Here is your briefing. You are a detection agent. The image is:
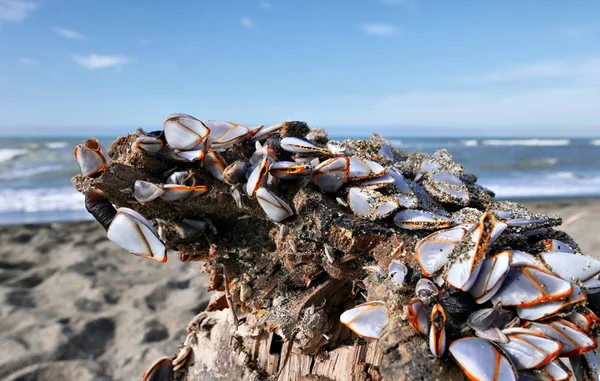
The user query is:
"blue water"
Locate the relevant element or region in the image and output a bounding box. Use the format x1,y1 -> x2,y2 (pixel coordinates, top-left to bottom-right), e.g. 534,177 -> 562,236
0,136 -> 599,225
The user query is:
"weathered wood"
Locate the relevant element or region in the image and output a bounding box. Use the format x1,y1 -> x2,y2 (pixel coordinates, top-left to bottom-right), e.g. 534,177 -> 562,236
183,309 -> 388,381
72,131 -> 485,381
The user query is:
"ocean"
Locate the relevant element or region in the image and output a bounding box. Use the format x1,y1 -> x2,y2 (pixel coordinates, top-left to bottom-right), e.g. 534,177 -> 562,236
1,136 -> 599,225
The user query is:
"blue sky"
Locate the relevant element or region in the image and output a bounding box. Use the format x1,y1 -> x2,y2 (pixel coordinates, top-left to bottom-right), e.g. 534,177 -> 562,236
0,0 -> 599,137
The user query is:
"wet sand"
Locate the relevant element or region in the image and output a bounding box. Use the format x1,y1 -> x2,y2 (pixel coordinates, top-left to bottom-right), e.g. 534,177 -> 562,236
0,196 -> 598,380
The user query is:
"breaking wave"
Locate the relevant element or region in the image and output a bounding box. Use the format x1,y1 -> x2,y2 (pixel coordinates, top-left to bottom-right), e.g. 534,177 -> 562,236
0,148 -> 29,163
483,172 -> 600,199
482,139 -> 570,147
460,139 -> 478,147
0,187 -> 85,213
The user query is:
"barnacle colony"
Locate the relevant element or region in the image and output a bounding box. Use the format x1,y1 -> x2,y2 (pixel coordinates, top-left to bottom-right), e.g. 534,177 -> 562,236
73,114 -> 600,381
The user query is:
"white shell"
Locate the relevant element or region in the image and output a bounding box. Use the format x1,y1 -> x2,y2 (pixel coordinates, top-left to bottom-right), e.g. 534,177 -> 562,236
387,169 -> 412,193
467,308 -> 498,331
357,174 -> 395,189
347,158 -> 386,180
425,172 -> 470,205
133,180 -> 165,204
393,210 -> 453,230
340,301 -> 389,339
270,161 -> 313,179
449,337 -> 518,381
223,161 -> 248,185
541,251 -> 600,285
491,267 -> 573,307
516,284 -> 587,321
509,250 -> 547,270
414,225 -> 471,276
203,150 -> 227,182
172,148 -> 206,162
388,260 -> 407,286
415,278 -> 439,299
525,319 -> 598,357
160,184 -> 208,201
407,297 -> 430,336
469,250 -> 512,304
542,239 -> 575,254
445,213 -> 495,292
522,358 -> 572,381
255,188 -> 293,223
488,222 -> 507,245
567,308 -> 598,333
204,120 -> 249,148
429,304 -> 446,358
506,217 -> 547,227
163,113 -> 210,151
311,157 -> 349,193
246,157 -> 269,197
326,142 -> 348,156
280,137 -> 329,155
475,327 -> 508,343
74,137 -> 112,177
251,122 -> 283,141
348,188 -> 399,220
497,328 -> 561,370
133,135 -> 163,154
107,208 -> 167,263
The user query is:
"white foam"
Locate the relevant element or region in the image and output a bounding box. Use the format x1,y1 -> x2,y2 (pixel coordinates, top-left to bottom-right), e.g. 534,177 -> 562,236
461,139 -> 478,147
0,187 -> 85,213
45,142 -> 69,149
0,148 -> 28,163
590,139 -> 600,146
483,173 -> 600,198
389,139 -> 404,147
482,139 -> 570,147
0,164 -> 65,180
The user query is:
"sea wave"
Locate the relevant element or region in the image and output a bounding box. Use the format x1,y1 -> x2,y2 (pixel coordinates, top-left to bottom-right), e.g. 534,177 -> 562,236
483,172 -> 600,198
460,139 -> 478,147
45,141 -> 69,149
590,139 -> 600,146
0,164 -> 72,180
0,148 -> 29,163
482,139 -> 570,147
0,187 -> 85,213
388,139 -> 404,147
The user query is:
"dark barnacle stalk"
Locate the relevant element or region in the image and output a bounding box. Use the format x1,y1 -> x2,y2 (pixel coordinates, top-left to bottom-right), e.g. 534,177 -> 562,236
72,116 -> 600,381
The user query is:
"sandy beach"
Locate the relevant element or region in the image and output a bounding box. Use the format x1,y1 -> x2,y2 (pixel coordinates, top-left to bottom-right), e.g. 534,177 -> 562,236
0,196 -> 598,380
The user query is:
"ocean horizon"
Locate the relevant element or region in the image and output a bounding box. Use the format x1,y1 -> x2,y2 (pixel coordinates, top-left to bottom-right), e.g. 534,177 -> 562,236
1,135 -> 599,225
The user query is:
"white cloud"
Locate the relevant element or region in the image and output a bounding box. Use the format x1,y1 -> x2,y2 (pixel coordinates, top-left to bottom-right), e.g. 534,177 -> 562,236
18,56 -> 36,65
54,27 -> 86,40
453,58 -> 600,83
240,17 -> 254,28
74,54 -> 130,69
260,1 -> 272,9
360,23 -> 397,37
0,0 -> 37,22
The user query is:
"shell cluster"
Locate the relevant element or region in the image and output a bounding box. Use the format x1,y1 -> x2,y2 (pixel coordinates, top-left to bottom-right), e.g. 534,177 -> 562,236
74,115 -> 600,381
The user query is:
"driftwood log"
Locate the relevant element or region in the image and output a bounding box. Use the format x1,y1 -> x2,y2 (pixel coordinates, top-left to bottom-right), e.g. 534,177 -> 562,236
72,126 -> 579,381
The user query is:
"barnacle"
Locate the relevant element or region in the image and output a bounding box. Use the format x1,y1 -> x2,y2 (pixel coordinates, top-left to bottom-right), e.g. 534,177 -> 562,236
73,116 -> 600,381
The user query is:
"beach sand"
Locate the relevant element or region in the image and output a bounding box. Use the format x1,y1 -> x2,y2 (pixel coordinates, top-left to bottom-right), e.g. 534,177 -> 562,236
0,197 -> 598,380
